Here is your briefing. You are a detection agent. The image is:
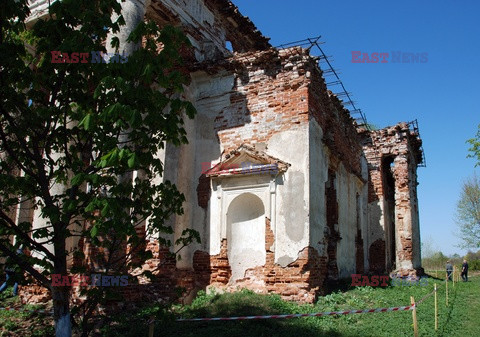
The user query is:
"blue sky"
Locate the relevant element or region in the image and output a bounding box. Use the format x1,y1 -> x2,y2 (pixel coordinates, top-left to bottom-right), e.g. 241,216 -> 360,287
232,0 -> 480,256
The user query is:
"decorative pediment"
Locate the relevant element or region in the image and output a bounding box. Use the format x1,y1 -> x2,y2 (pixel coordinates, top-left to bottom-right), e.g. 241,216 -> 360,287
205,145 -> 290,178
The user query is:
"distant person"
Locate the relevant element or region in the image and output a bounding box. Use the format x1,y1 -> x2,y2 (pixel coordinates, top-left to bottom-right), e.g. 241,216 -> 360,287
446,260 -> 453,281
0,245 -> 24,296
461,259 -> 469,282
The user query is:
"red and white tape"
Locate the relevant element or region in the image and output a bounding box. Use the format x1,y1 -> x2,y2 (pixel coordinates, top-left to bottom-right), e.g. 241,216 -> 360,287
2,303 -> 416,321
176,304 -> 414,322
0,306 -> 53,315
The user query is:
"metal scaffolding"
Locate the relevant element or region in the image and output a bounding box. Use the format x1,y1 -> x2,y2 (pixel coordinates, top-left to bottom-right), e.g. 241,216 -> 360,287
276,36 -> 426,168
277,36 -> 371,130
407,119 -> 427,167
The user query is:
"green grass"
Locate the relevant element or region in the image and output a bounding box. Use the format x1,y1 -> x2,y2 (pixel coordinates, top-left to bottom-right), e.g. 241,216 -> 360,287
0,288 -> 54,337
1,275 -> 479,336
146,275 -> 480,337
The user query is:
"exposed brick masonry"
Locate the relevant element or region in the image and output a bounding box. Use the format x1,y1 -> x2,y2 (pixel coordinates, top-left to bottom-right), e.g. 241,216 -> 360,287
361,123 -> 423,275
215,48 -> 310,153
223,218 -> 327,303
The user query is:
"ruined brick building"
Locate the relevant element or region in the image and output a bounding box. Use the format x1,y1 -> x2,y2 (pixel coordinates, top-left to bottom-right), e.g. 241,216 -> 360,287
19,0 -> 424,303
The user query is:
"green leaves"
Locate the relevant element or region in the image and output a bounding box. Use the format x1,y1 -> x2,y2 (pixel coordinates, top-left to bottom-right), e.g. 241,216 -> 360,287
455,174 -> 480,248
127,153 -> 137,168
97,147 -> 139,169
79,113 -> 92,130
467,124 -> 480,167
129,110 -> 142,128
90,225 -> 98,238
1,1 -> 199,333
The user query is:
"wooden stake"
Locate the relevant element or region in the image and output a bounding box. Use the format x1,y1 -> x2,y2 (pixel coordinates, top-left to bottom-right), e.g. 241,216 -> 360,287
411,296 -> 419,337
453,266 -> 455,287
434,283 -> 438,330
446,277 -> 449,306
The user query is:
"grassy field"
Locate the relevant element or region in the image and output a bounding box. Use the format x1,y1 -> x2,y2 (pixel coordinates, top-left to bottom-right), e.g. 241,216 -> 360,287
0,289 -> 54,337
1,274 -> 479,336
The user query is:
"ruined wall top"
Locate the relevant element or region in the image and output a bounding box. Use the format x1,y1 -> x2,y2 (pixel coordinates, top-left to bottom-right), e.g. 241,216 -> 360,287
148,0 -> 271,58
27,0 -> 51,23
360,122 -> 424,167
28,0 -> 271,60
222,46 -> 367,179
230,46 -> 313,70
203,0 -> 271,51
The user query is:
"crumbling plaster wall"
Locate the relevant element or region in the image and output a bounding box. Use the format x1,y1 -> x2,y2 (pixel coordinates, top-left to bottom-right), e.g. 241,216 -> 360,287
335,163 -> 367,278
171,46 -> 372,289
268,126 -> 310,267
21,0 -> 423,304
361,123 -> 422,274
308,121 -> 328,260
147,0 -> 270,62
306,60 -> 369,280
173,47 -> 321,301
154,46 -> 314,274
393,152 -> 421,270
28,0 -> 270,60
148,0 -> 225,62
179,48 -> 314,272
308,110 -> 369,280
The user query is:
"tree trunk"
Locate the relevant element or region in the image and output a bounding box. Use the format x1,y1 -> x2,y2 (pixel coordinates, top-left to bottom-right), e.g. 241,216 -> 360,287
52,284 -> 72,337
53,222 -> 71,337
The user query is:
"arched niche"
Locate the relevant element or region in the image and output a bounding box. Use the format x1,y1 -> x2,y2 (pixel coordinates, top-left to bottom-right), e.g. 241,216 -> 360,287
226,193 -> 266,281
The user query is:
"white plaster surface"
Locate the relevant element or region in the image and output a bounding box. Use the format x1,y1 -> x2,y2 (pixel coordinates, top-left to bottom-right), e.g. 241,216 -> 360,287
308,120 -> 328,256
336,164 -> 360,278
268,126 -> 310,267
226,193 -> 266,281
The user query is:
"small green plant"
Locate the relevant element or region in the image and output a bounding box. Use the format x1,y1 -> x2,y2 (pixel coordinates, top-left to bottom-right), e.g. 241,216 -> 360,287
3,275 -> 480,336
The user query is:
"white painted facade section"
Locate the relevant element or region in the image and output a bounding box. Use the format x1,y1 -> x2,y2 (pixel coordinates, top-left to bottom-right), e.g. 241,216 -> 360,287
267,126 -> 310,267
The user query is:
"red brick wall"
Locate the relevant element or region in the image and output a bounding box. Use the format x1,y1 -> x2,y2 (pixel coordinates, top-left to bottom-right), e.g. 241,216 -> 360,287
215,48 -> 310,153
192,218 -> 328,303
307,64 -> 364,178
193,239 -> 231,286
20,219 -> 328,306
362,123 -> 423,274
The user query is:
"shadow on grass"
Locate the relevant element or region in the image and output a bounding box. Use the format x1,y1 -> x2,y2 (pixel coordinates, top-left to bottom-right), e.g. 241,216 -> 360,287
162,319 -> 350,337
437,283 -> 457,337
425,273 -> 448,282
100,289 -> 371,337
162,289 -> 373,337
324,276 -> 394,294
324,278 -> 355,294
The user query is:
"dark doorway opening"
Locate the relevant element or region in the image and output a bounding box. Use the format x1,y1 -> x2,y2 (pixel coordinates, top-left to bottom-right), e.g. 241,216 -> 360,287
382,156 -> 396,271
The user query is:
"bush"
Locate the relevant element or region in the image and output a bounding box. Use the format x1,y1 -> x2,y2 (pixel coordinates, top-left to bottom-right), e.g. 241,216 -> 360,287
469,259 -> 480,270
